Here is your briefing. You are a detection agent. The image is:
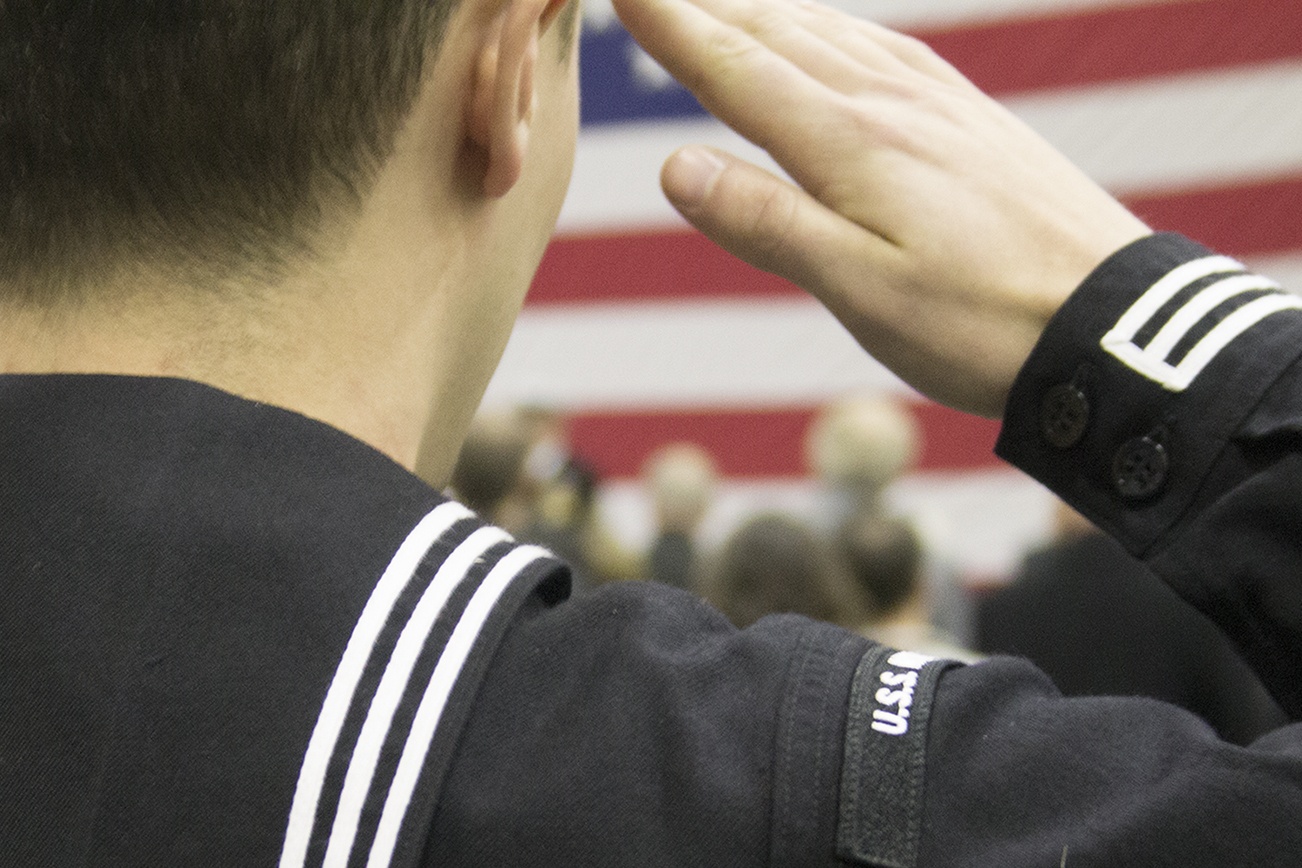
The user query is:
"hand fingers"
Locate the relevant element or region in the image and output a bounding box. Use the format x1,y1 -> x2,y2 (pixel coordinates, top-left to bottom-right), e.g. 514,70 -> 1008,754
788,2 -> 976,91
614,0 -> 920,195
660,145 -> 895,299
614,0 -> 845,147
684,0 -> 883,94
660,145 -> 1022,416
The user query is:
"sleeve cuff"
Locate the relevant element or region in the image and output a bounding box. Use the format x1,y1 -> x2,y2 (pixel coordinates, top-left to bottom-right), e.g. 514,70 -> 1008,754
995,232 -> 1302,555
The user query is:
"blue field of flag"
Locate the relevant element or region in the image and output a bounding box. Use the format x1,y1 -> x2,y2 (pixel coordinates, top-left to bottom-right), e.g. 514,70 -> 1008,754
579,21 -> 706,126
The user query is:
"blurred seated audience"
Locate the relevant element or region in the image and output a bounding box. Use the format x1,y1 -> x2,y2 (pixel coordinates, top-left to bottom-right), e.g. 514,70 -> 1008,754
977,501 -> 1288,745
441,407 -> 534,534
805,394 -> 919,523
806,393 -> 974,644
445,406 -> 637,589
520,454 -> 601,587
641,443 -> 718,591
839,510 -> 982,662
522,452 -> 641,588
704,512 -> 862,630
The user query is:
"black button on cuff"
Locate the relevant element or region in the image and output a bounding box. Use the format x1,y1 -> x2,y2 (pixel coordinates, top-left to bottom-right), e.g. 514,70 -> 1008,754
1112,436 -> 1169,500
1040,383 -> 1090,448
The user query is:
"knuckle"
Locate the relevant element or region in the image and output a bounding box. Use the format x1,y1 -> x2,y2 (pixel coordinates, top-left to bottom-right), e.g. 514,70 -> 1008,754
743,7 -> 794,44
881,28 -> 943,66
691,29 -> 765,93
741,180 -> 803,272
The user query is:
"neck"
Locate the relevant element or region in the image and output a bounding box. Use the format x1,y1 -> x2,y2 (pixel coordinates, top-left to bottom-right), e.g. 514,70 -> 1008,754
0,239 -> 482,481
0,38 -> 555,485
870,592 -> 930,631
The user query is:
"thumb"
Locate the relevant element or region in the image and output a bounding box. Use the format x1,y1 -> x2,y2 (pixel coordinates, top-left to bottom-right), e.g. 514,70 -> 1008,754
660,145 -> 876,297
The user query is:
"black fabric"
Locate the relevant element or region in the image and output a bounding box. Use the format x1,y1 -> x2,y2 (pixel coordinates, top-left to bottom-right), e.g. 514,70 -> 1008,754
1,374 -> 443,865
0,374 -> 876,867
920,658 -> 1302,867
838,648 -> 959,868
0,375 -> 577,866
996,233 -> 1302,716
977,532 -> 1287,744
425,585 -> 872,867
10,229 -> 1302,868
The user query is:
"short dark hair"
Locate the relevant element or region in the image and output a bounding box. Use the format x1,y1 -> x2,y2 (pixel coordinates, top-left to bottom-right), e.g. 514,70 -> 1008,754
0,1 -> 454,302
707,513 -> 863,629
838,511 -> 922,619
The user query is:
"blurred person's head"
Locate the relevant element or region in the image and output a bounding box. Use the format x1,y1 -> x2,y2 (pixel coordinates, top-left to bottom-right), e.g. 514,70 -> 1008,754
838,511 -> 924,623
447,409 -> 534,530
643,443 -> 718,535
518,405 -> 573,492
805,396 -> 920,510
535,456 -> 599,529
707,513 -> 862,629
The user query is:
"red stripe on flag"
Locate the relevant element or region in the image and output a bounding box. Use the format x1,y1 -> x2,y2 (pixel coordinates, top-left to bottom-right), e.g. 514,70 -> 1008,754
1123,174 -> 1302,257
527,228 -> 803,306
913,0 -> 1302,98
566,403 -> 1004,481
530,174 -> 1302,306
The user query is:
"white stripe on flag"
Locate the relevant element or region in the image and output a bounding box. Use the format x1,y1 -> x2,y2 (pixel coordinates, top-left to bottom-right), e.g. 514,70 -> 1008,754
367,546 -> 553,868
490,257 -> 1302,415
558,61 -> 1302,232
321,527 -> 512,868
279,502 -> 473,868
829,0 -> 1164,29
1246,253 -> 1302,296
484,298 -> 907,411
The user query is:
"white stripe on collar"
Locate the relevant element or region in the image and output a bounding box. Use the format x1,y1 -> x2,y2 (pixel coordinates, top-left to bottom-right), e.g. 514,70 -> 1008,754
321,526 -> 512,868
366,545 -> 553,868
279,502 -> 472,868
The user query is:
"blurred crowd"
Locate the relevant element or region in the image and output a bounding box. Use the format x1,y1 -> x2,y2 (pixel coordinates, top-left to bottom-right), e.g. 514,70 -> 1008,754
442,394 -> 1287,745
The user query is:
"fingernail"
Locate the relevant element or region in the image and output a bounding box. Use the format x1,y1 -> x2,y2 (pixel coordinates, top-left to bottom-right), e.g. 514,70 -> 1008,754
663,147 -> 725,209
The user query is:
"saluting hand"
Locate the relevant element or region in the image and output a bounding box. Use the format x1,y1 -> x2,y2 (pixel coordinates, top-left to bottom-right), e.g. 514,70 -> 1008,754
613,0 -> 1150,418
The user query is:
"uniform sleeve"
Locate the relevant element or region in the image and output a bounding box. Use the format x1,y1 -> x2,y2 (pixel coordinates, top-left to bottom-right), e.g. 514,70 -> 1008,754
995,232 -> 1302,717
852,233 -> 1302,865
914,655 -> 1302,866
427,582 -> 874,868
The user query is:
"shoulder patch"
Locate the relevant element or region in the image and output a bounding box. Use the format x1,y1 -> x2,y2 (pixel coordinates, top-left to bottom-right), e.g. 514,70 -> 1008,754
1101,255 -> 1300,391
837,647 -> 960,868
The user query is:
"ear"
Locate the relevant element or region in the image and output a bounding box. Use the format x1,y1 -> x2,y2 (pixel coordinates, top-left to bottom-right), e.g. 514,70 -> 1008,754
467,0 -> 570,198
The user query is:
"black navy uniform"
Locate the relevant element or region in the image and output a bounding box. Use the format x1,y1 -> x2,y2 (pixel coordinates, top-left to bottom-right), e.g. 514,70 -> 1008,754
976,529 -> 1287,744
4,233 -> 1302,867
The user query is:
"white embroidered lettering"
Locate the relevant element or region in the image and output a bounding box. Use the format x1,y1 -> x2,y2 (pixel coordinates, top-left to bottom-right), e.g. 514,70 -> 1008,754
887,650 -> 936,671
870,669 -> 919,736
879,670 -> 918,688
874,687 -> 911,709
871,709 -> 909,736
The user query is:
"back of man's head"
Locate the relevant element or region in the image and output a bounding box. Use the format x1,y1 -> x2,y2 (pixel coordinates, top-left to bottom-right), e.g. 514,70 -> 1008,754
0,1 -> 453,303
805,395 -> 920,504
838,511 -> 923,621
708,512 -> 862,630
448,409 -> 534,523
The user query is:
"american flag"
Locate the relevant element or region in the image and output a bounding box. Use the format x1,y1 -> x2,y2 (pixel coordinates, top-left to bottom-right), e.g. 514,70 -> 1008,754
481,0 -> 1302,577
